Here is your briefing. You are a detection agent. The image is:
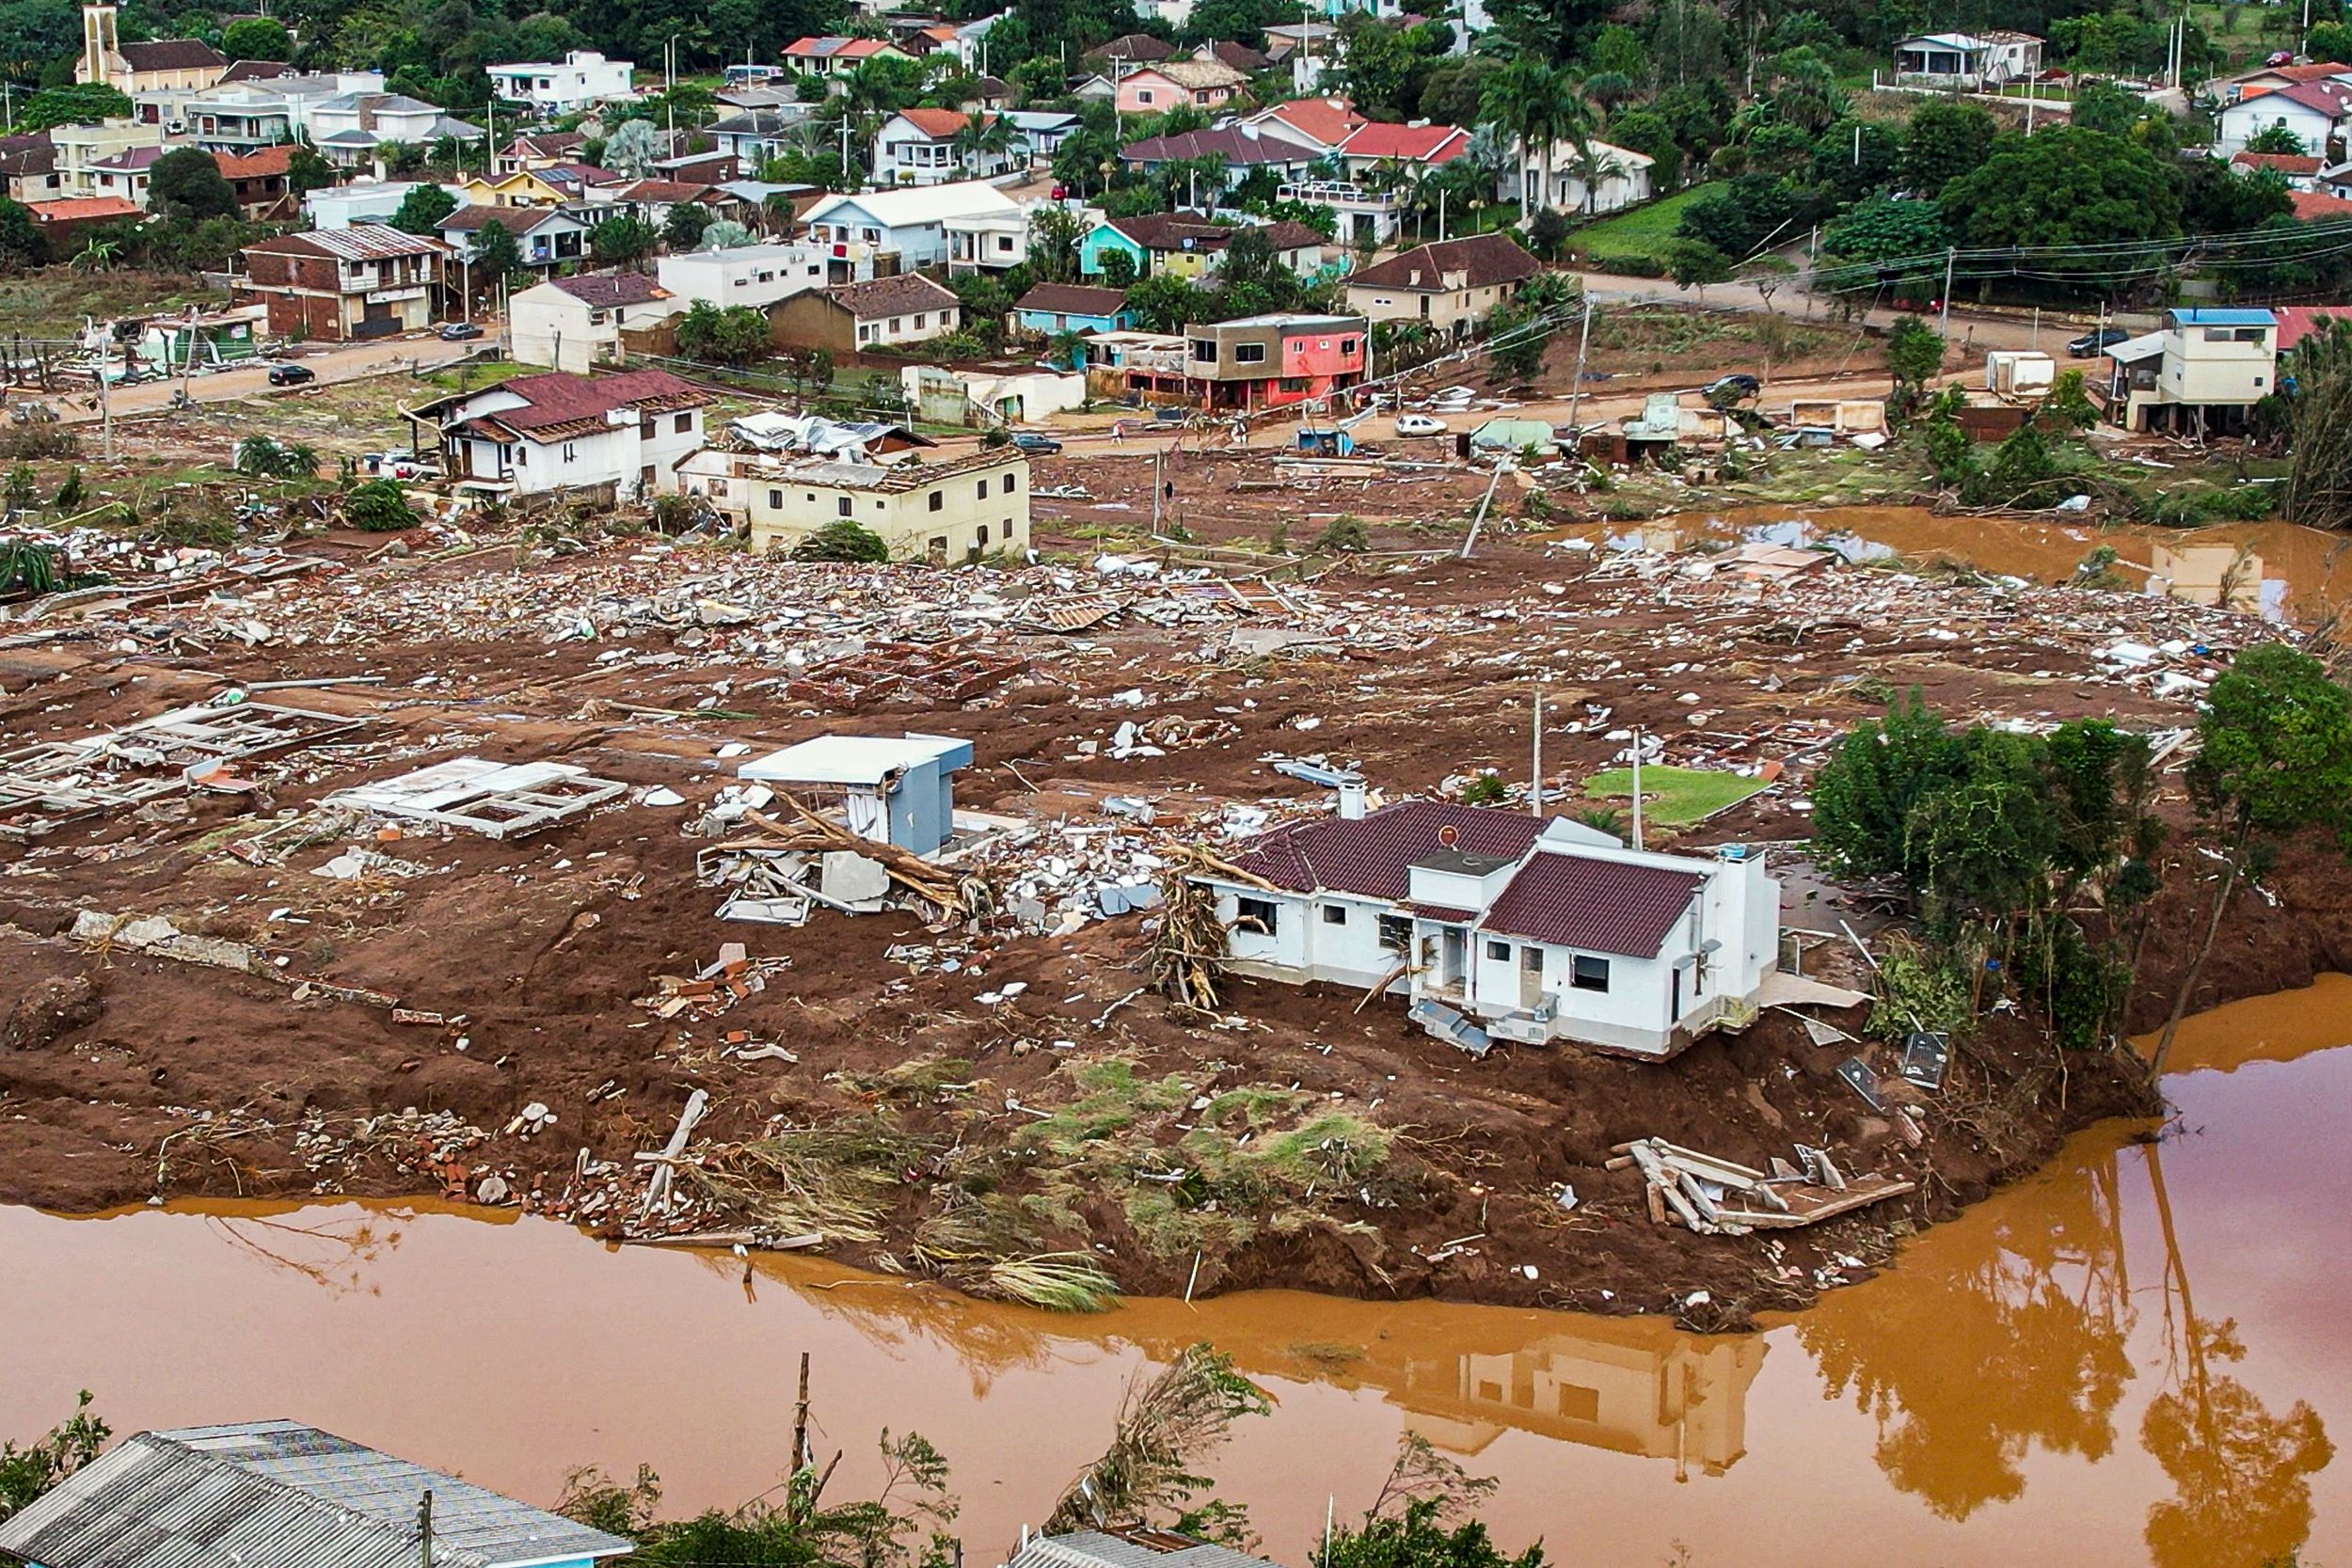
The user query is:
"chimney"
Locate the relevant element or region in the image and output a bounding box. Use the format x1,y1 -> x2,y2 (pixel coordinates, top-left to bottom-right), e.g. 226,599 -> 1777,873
1337,777 -> 1367,820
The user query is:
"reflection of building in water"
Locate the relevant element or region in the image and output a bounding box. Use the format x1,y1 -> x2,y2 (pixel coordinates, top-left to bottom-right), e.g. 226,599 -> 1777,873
1388,1324 -> 1767,1480
2150,541 -> 2279,618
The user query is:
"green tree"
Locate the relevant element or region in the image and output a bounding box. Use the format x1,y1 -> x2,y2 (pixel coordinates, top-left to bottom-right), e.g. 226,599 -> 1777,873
1885,312 -> 1946,414
1095,247 -> 1138,289
2151,645 -> 2352,1072
1820,194 -> 1948,266
674,299 -> 773,365
390,182 -> 457,235
1044,1346 -> 1269,1534
2308,18 -> 2352,61
16,82 -> 130,132
1899,98 -> 1995,198
1123,271 -> 1205,333
469,218 -> 522,279
0,196 -> 45,269
663,200 -> 712,249
1939,128 -> 2180,255
344,479 -> 417,532
147,146 -> 237,221
220,16 -> 293,59
592,214 -> 658,266
790,518 -> 891,562
285,143 -> 339,196
1317,1499 -> 1545,1568
2242,122 -> 2310,156
0,1392 -> 110,1522
1663,235 -> 1731,293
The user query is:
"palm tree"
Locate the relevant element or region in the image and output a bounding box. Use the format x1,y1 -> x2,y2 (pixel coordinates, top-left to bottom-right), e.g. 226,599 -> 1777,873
72,238 -> 119,274
1481,56 -> 1565,214
952,112 -> 1015,177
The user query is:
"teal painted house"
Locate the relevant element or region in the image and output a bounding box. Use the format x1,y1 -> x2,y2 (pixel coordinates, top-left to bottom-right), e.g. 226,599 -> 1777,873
1016,281 -> 1137,337
1078,219 -> 1152,280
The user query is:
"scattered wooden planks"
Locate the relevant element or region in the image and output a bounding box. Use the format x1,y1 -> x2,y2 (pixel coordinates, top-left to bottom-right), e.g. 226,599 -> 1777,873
1610,1136 -> 1915,1237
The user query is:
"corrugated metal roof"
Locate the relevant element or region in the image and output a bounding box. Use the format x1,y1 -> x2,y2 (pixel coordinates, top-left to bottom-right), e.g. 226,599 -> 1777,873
2169,307 -> 2278,325
246,224 -> 446,261
1006,1531 -> 1279,1568
0,1422 -> 629,1568
1476,848 -> 1703,958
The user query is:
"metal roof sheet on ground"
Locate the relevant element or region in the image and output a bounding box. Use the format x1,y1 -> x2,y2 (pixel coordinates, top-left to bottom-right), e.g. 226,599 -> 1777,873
0,1421 -> 630,1568
739,733 -> 973,785
1007,1531 -> 1280,1568
2105,330 -> 2164,362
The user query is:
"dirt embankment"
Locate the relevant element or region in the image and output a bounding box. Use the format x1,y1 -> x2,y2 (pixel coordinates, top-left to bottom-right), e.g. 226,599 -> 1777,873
0,498 -> 2324,1323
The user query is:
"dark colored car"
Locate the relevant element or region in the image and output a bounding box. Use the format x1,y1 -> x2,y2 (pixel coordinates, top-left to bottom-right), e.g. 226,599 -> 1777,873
1149,404 -> 1188,422
1704,372 -> 1762,401
437,321 -> 485,341
2066,326 -> 2131,357
1009,433 -> 1061,453
265,363 -> 315,387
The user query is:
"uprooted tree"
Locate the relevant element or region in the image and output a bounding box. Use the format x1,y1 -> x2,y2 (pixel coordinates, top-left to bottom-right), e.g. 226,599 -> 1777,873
0,1392 -> 109,1523
1045,1344 -> 1271,1545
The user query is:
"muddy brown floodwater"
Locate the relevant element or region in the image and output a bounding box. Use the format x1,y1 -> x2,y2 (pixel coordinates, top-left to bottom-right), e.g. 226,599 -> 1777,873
1550,504 -> 2352,626
6,978 -> 2350,1568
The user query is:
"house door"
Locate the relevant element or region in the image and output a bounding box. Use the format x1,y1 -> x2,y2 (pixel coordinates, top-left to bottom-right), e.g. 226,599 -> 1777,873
1670,965 -> 1682,1021
1439,927 -> 1465,990
1519,946 -> 1543,1008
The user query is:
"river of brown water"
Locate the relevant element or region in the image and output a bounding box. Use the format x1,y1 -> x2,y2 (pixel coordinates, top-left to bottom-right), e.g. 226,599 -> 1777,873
5,978 -> 2348,1568
1551,504 -> 2352,626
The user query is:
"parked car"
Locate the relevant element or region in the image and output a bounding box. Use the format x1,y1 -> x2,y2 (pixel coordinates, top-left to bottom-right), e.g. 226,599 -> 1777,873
1009,433 -> 1061,454
437,322 -> 484,341
2066,326 -> 2131,357
265,363 -> 315,387
1149,404 -> 1188,423
1393,412 -> 1449,436
1704,372 -> 1762,402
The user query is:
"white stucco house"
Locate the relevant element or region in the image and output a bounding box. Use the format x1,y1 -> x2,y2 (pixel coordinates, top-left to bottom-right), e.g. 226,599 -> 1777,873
802,181 -> 1025,280
415,368 -> 712,500
486,51 -> 636,113
2216,79 -> 2352,158
657,241 -> 827,309
1514,138 -> 1654,215
1890,30 -> 2043,89
508,272 -> 682,372
1191,799 -> 1782,1059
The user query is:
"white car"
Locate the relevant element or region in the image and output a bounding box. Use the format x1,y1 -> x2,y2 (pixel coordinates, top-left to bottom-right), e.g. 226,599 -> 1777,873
1394,413 -> 1450,436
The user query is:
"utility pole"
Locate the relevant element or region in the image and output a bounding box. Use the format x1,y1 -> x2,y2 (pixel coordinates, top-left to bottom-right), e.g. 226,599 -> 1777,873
1530,684 -> 1544,816
98,332 -> 113,461
1564,293 -> 1594,436
1629,728 -> 1645,850
1150,444 -> 1164,533
793,1352 -> 812,1474
1939,245 -> 1955,341
418,1491 -> 434,1568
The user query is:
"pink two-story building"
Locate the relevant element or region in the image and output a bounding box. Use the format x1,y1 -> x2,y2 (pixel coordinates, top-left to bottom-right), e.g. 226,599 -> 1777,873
1182,311 -> 1366,411
1115,58 -> 1248,115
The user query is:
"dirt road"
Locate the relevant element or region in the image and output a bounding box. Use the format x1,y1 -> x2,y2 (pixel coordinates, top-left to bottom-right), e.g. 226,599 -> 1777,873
36,333 -> 497,425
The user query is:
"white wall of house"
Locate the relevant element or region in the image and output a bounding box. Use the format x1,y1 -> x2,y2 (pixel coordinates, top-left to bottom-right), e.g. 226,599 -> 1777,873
850,303 -> 961,348
658,243 -> 826,309
473,405 -> 706,497
488,52 -> 634,112
2217,95 -> 2341,157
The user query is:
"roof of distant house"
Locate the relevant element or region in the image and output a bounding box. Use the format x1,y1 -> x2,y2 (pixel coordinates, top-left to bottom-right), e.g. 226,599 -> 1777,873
219,58 -> 292,81
2292,188 -> 2352,218
711,108 -> 806,135
547,271 -> 672,307
245,223 -> 447,260
0,133 -> 56,177
2233,150 -> 2324,174
1104,210 -> 1324,254
0,1420 -> 632,1568
1017,281 -> 1131,317
1477,847 -> 1705,958
215,144 -> 294,178
1120,127 -> 1313,166
457,368 -> 710,442
1198,39 -> 1271,72
439,202 -> 570,233
803,180 -> 1021,227
619,178 -> 719,203
1083,33 -> 1176,61
2273,304 -> 2352,350
890,106 -> 972,138
1250,94 -> 1364,148
1008,1528 -> 1279,1568
25,196 -> 144,223
1232,800 -> 1552,900
506,130 -> 586,156
784,35 -> 907,58
830,272 -> 961,319
2265,79 -> 2352,117
2236,59 -> 2352,85
1335,120 -> 1470,164
1348,232 -> 1543,293
117,38 -> 228,71
91,144 -> 169,172
1125,59 -> 1248,90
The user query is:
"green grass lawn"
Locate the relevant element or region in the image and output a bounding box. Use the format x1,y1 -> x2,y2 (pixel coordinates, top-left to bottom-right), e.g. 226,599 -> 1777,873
1580,764 -> 1770,826
1566,184 -> 1724,272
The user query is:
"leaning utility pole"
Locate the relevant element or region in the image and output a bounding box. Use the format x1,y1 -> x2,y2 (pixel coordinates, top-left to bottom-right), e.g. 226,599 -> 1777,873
1530,684 -> 1544,816
793,1351 -> 812,1474
1939,245 -> 1956,341
418,1491 -> 435,1568
1564,294 -> 1595,436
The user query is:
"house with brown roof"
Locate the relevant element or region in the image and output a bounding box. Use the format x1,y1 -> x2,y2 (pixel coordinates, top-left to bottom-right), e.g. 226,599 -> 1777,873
509,270 -> 682,371
783,35 -> 916,86
237,224 -> 448,340
1195,39 -> 1272,73
436,202 -> 591,277
0,134 -> 62,204
2232,149 -> 2325,190
1344,233 -> 1544,337
771,273 -> 962,354
1080,210 -> 1330,280
1190,798 -> 1783,1058
412,367 -> 713,499
75,5 -> 228,96
1115,58 -> 1248,116
1081,34 -> 1176,66
215,144 -> 298,219
872,108 -> 1012,186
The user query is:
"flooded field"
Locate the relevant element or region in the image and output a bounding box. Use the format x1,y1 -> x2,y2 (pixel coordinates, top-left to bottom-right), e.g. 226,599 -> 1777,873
1558,504 -> 2352,626
6,979 -> 2348,1567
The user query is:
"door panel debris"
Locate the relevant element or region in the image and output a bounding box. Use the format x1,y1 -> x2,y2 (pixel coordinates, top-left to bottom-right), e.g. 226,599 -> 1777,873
328,757 -> 627,838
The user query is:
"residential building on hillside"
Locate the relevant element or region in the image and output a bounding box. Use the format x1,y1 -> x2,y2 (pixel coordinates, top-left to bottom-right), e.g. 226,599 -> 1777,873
709,107 -> 811,167
659,241 -> 827,309
438,203 -> 591,277
2217,78 -> 2352,157
0,134 -> 61,203
495,130 -> 586,174
1514,136 -> 1655,214
1343,232 -> 1545,336
486,50 -> 636,113
418,368 -> 713,499
1332,119 -> 1470,181
86,143 -> 163,205
1243,93 -> 1365,152
783,36 -> 917,82
1114,58 -> 1248,114
173,71 -> 387,150
2214,58 -> 2352,103
49,118 -> 161,197
742,449 -> 1029,561
2097,307 -> 2279,436
802,181 -> 1024,280
1197,38 -> 1273,72
305,179 -> 450,229
0,1419 -> 634,1568
1188,799 -> 1783,1058
75,3 -> 226,95
1890,29 -> 2044,88
237,224 -> 447,340
2230,149 -> 2324,189
1081,34 -> 1176,66
310,91 -> 484,167
1118,124 -> 1319,190
1180,310 -> 1365,409
874,108 -> 1012,184
1016,281 -> 1136,338
510,272 -> 681,371
1080,211 -> 1330,280
1003,109 -> 1081,164
215,144 -> 298,219
771,273 -> 962,353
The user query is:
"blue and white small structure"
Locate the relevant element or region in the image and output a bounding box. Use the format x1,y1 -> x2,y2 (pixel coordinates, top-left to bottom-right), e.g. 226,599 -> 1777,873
739,732 -> 974,859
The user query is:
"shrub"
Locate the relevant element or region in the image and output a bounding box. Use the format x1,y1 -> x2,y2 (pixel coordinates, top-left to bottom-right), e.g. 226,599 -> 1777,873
343,479 -> 417,532
1460,772 -> 1508,804
789,518 -> 890,562
1313,515 -> 1370,553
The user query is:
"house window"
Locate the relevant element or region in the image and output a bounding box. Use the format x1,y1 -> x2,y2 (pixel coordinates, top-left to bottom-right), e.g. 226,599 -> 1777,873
1340,338 -> 1358,355
1236,895 -> 1279,933
977,478 -> 990,498
1321,904 -> 1347,926
914,313 -> 926,329
1004,471 -> 1018,492
1137,88 -> 1155,103
977,523 -> 990,544
1189,339 -> 1218,362
1234,342 -> 1266,363
1279,377 -> 1307,392
1376,913 -> 1411,951
1572,955 -> 1611,992
837,496 -> 852,516
561,441 -> 577,461
929,490 -> 944,511
1486,941 -> 1510,960
888,316 -> 903,332
997,235 -> 1014,253
769,487 -> 783,508
675,413 -> 691,433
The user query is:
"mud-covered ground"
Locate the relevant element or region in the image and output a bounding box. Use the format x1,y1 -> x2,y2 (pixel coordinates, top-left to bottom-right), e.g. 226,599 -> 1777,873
1,458 -> 2334,1323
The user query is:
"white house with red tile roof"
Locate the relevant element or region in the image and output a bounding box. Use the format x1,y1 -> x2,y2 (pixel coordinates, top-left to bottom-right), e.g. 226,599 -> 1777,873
1332,120 -> 1470,178
2217,78 -> 2352,158
415,368 -> 713,499
1192,799 -> 1781,1058
873,108 -> 1012,185
784,35 -> 916,84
